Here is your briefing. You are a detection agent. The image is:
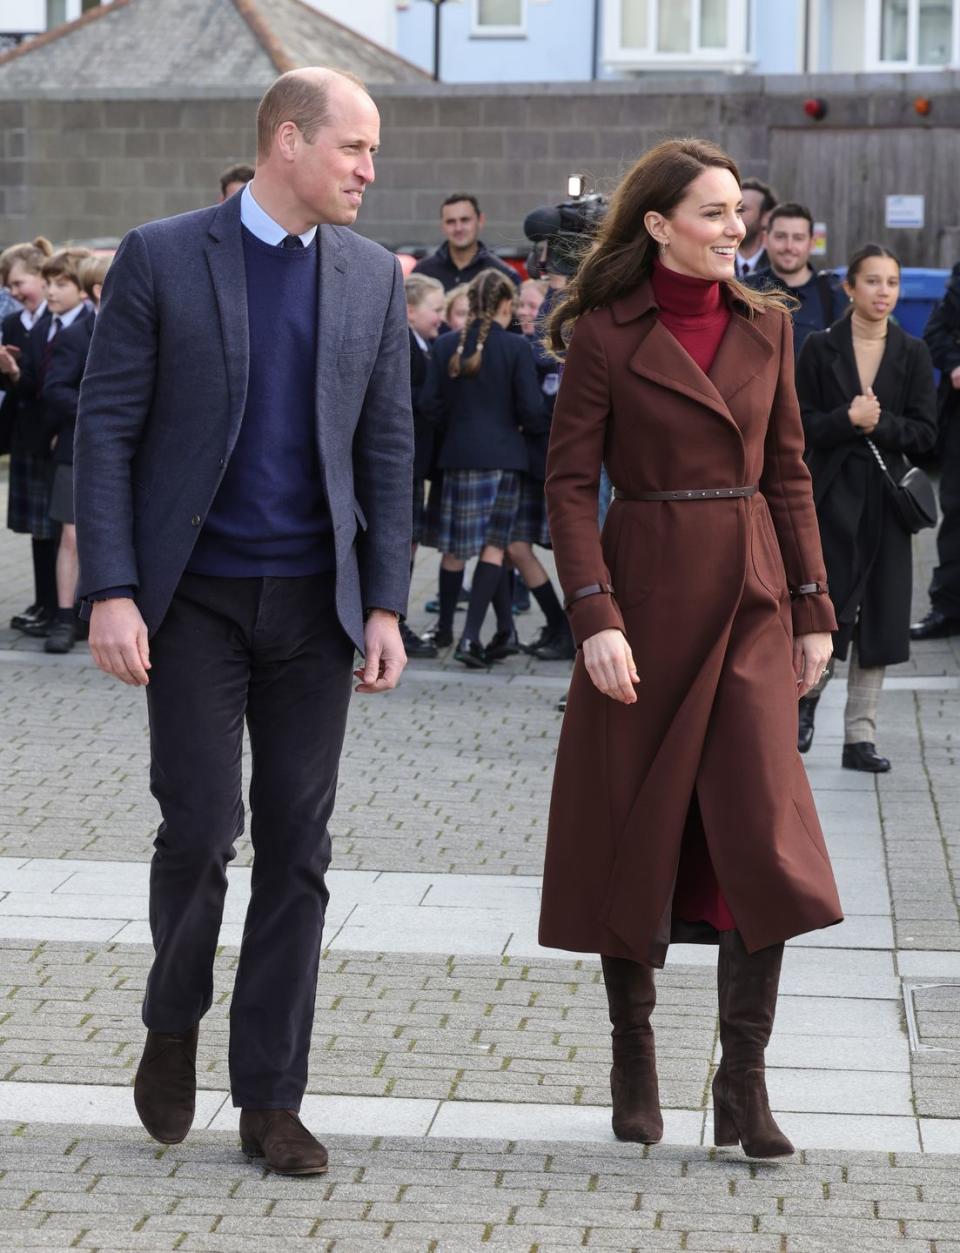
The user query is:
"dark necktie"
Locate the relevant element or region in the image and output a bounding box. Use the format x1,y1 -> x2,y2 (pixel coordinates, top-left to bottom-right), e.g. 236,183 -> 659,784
41,316 -> 62,389
280,234 -> 304,250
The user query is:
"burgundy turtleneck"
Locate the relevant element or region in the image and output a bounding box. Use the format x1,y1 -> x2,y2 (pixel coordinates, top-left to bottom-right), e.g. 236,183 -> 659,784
651,257 -> 731,375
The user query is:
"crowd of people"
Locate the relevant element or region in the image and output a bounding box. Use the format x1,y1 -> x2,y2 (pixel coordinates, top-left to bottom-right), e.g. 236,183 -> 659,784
0,161 -> 958,775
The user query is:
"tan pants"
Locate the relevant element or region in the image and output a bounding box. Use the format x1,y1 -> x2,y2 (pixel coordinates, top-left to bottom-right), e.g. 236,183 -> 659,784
811,638 -> 885,744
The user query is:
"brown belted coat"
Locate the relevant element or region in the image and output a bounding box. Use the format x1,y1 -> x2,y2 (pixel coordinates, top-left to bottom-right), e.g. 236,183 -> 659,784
539,282 -> 844,967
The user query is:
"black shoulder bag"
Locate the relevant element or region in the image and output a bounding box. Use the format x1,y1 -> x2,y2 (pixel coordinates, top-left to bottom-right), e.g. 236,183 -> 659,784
864,437 -> 938,533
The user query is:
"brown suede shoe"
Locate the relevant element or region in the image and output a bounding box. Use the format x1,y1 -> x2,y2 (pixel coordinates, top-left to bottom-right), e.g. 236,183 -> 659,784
239,1109 -> 329,1176
133,1024 -> 199,1144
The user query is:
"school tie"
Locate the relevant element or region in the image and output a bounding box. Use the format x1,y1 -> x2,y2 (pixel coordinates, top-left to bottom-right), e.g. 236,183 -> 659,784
280,234 -> 304,250
40,316 -> 62,390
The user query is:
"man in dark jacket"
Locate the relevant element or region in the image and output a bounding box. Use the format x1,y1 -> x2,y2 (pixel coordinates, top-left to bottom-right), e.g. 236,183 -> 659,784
913,263 -> 960,638
413,193 -> 518,292
744,202 -> 846,356
74,68 -> 412,1175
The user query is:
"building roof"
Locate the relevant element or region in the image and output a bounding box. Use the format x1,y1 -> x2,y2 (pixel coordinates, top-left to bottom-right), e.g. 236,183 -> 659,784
0,0 -> 429,90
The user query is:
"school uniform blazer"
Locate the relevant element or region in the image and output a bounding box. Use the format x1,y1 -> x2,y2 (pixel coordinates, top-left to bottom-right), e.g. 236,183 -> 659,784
73,193 -> 414,651
424,322 -> 548,473
408,328 -> 436,481
41,305 -> 96,467
1,310 -> 54,458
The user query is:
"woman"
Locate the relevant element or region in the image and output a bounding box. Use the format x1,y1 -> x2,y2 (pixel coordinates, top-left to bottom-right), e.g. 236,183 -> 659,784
795,246 -> 937,769
0,237 -> 56,636
539,139 -> 842,1161
424,268 -> 546,667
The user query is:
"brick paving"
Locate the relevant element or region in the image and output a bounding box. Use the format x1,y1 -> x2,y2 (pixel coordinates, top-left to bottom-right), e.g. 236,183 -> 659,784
2,471 -> 960,1248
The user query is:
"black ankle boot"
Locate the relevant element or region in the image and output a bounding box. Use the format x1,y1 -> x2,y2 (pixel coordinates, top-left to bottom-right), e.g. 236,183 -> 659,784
797,695 -> 819,754
842,742 -> 890,773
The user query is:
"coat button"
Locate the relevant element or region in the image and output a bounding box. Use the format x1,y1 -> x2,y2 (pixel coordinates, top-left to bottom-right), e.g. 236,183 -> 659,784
191,515 -> 201,527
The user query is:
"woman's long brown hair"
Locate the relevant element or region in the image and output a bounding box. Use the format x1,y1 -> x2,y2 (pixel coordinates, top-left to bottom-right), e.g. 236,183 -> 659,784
547,137 -> 793,353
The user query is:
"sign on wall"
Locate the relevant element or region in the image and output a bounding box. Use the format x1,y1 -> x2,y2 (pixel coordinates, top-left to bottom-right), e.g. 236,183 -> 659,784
885,195 -> 925,230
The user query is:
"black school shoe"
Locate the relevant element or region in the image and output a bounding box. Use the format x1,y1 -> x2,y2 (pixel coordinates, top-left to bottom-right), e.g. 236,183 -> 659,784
842,742 -> 891,773
520,625 -> 553,655
454,637 -> 489,670
533,628 -> 577,662
399,620 -> 438,659
424,625 -> 453,649
44,621 -> 77,654
484,627 -> 520,662
910,609 -> 960,640
10,602 -> 42,631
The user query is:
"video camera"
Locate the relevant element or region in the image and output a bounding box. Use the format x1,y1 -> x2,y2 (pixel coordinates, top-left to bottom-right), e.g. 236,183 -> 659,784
523,175 -> 607,279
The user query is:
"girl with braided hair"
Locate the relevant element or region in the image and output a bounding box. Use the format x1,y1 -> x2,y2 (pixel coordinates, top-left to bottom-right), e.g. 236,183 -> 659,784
422,268 -> 547,667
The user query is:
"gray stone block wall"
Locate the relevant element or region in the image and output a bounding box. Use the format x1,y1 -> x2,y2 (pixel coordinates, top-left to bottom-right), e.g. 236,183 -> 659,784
1,74 -> 959,266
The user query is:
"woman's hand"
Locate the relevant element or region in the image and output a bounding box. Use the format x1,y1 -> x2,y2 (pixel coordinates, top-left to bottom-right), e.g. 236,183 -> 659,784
582,628 -> 640,704
848,388 -> 880,433
794,631 -> 832,698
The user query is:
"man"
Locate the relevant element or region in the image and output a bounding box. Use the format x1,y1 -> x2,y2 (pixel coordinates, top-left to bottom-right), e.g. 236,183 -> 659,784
218,162 -> 255,201
736,177 -> 777,279
413,193 -> 518,291
74,68 -> 412,1176
912,262 -> 960,639
744,202 -> 846,356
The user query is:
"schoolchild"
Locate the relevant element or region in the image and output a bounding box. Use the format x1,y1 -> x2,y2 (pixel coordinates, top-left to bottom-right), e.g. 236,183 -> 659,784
423,268 -> 547,667
0,248 -> 94,652
403,272 -> 446,658
0,237 -> 56,634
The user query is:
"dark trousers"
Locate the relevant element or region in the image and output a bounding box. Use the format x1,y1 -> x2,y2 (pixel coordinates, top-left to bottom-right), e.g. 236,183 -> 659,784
143,572 -> 354,1109
930,414 -> 960,617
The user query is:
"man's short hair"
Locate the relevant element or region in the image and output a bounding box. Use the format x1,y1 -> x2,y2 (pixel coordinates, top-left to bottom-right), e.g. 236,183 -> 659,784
741,177 -> 778,214
219,162 -> 255,197
405,273 -> 444,307
767,202 -> 814,234
41,247 -> 92,288
78,253 -> 112,298
256,68 -> 370,160
441,194 -> 481,217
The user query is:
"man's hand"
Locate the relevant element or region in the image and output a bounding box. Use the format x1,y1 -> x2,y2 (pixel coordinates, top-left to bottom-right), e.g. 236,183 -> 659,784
848,387 -> 881,432
951,365 -> 960,390
89,598 -> 151,686
354,609 -> 406,694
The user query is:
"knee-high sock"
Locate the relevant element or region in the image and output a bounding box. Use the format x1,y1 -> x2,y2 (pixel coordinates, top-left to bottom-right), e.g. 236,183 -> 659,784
463,561 -> 504,641
32,537 -> 58,614
530,578 -> 567,634
491,567 -> 515,634
437,566 -> 464,635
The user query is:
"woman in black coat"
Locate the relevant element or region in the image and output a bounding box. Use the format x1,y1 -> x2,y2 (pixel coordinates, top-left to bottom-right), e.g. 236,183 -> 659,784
795,245 -> 937,770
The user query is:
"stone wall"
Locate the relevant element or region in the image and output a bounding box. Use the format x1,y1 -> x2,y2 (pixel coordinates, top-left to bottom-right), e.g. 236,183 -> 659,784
2,73 -> 959,267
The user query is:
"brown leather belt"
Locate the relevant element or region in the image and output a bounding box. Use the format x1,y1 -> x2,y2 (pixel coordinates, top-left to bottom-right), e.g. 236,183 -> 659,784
614,486 -> 759,501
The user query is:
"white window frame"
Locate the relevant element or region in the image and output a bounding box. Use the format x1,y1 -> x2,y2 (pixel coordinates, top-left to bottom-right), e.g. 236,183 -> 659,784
864,0 -> 960,69
471,0 -> 527,38
603,0 -> 753,71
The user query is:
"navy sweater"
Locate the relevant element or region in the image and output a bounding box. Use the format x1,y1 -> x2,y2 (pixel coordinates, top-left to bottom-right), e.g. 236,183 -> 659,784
187,227 -> 333,577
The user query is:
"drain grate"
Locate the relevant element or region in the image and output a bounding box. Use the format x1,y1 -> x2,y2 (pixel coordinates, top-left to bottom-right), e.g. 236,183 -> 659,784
902,979 -> 960,1054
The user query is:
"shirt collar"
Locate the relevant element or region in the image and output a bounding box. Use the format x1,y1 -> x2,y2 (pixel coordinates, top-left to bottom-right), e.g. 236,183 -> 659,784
241,182 -> 317,249
49,302 -> 87,336
21,299 -> 47,331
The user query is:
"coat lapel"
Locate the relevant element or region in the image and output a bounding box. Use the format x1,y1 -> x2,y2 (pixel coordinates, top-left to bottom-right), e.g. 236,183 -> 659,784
708,308 -> 775,408
204,195 -> 249,455
826,315 -> 862,399
871,320 -> 908,410
315,225 -> 347,455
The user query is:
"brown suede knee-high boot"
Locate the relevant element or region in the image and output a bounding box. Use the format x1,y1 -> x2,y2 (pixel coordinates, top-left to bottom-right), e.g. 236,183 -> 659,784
712,930 -> 794,1159
600,955 -> 663,1144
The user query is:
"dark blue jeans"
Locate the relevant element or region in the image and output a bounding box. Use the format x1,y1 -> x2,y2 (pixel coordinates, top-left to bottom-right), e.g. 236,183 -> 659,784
143,572 -> 354,1109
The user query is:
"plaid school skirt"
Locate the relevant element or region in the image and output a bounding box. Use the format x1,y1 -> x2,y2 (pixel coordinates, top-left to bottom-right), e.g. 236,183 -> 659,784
511,474 -> 552,548
7,452 -> 57,540
430,468 -> 521,559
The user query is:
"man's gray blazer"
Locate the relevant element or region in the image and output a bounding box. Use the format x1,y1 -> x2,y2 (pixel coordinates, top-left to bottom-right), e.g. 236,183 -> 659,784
74,193 -> 413,652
